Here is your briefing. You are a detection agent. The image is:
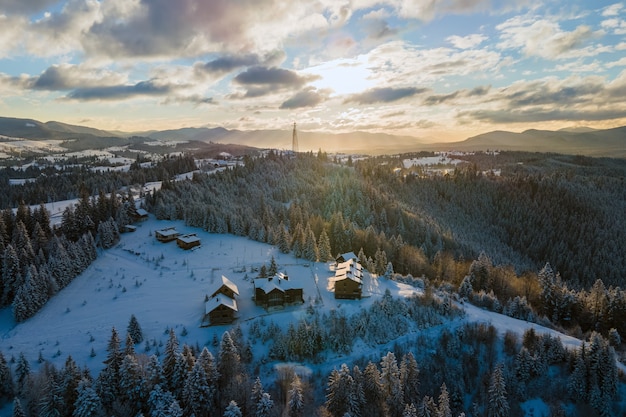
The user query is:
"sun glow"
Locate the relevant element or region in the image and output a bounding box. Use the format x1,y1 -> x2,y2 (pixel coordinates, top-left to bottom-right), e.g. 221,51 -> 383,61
304,57 -> 376,96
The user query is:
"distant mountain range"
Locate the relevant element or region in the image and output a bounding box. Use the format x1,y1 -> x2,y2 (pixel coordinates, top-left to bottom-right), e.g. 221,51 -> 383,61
0,116 -> 624,157
425,127 -> 626,157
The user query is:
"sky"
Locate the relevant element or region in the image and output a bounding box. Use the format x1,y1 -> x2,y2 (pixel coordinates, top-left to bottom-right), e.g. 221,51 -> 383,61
0,0 -> 626,142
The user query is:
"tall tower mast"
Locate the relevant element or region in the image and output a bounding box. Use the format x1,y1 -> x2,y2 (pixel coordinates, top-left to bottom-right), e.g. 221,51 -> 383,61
292,122 -> 299,153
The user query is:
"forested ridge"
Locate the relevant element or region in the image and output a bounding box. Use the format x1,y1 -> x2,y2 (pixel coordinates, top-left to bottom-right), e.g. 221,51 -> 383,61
146,151 -> 626,289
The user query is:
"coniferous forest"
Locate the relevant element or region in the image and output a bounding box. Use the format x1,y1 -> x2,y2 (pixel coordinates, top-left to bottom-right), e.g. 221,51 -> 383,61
0,150 -> 625,416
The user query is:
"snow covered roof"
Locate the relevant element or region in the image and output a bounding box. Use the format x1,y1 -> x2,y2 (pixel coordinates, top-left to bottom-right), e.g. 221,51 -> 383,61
336,252 -> 358,262
205,294 -> 238,313
177,234 -> 200,244
155,227 -> 179,237
207,275 -> 240,297
333,259 -> 363,284
255,274 -> 301,294
135,208 -> 149,216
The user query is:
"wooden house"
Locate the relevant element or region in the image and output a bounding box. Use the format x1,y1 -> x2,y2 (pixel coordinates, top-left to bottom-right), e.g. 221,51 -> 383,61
254,273 -> 303,309
155,227 -> 180,242
177,233 -> 201,250
335,251 -> 358,264
207,275 -> 240,299
333,259 -> 363,299
204,294 -> 238,325
134,208 -> 149,221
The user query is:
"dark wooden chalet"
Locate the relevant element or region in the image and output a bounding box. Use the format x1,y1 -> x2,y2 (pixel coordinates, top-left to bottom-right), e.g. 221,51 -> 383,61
155,227 -> 180,242
176,233 -> 201,250
333,259 -> 363,299
254,273 -> 303,309
204,294 -> 238,325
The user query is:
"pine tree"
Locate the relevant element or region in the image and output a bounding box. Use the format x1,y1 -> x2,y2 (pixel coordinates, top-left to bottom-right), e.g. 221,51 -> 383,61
197,347 -> 218,409
400,352 -> 420,406
224,400 -> 242,417
148,384 -> 181,417
362,362 -> 384,417
303,223 -> 319,262
182,361 -> 211,417
487,365 -> 509,417
437,383 -> 451,417
1,245 -> 21,306
317,229 -> 332,262
61,355 -> 82,416
145,354 -> 165,392
287,374 -> 304,417
96,327 -> 123,407
218,331 -> 242,409
124,333 -> 136,357
256,392 -> 274,417
119,354 -> 146,412
73,379 -> 104,417
380,352 -> 403,417
403,403 -> 418,417
417,396 -> 436,417
163,328 -> 180,392
268,256 -> 278,277
0,352 -> 13,400
14,353 -> 30,397
12,397 -> 26,417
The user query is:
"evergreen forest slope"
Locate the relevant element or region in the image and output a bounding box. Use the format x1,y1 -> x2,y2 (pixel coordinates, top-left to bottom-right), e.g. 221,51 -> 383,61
146,152 -> 626,289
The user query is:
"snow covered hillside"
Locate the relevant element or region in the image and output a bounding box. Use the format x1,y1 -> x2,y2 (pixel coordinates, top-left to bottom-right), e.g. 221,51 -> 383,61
0,217 -> 420,375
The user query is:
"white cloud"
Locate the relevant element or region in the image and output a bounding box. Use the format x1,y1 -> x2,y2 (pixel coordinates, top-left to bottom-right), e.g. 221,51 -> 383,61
602,3 -> 623,17
447,34 -> 487,49
497,17 -> 602,59
607,57 -> 626,68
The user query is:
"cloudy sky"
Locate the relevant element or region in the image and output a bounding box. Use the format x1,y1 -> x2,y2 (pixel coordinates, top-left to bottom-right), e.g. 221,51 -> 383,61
1,0 -> 626,141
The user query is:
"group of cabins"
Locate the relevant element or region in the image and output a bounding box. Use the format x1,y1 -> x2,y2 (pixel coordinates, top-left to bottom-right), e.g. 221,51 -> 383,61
202,272 -> 305,325
198,251 -> 365,326
155,227 -> 201,250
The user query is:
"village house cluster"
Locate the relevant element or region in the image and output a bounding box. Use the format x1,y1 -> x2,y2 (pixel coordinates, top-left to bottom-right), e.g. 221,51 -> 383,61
155,229 -> 368,326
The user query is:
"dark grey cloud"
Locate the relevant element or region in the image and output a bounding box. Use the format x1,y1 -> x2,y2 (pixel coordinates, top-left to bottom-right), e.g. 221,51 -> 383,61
31,66 -> 72,90
468,85 -> 490,96
280,88 -> 326,109
198,51 -> 284,75
234,66 -> 310,87
505,82 -> 604,107
423,91 -> 460,105
344,87 -> 427,104
66,80 -> 171,101
230,66 -> 317,99
0,0 -> 59,15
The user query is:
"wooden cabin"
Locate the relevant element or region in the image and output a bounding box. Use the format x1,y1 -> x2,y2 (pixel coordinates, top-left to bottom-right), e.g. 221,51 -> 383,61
204,294 -> 238,325
207,275 -> 240,299
254,274 -> 303,309
176,233 -> 201,250
134,208 -> 149,221
333,259 -> 363,299
155,227 -> 180,242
